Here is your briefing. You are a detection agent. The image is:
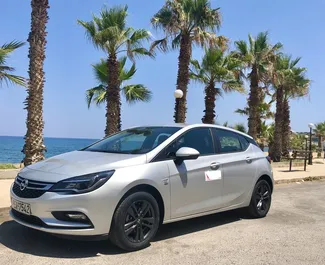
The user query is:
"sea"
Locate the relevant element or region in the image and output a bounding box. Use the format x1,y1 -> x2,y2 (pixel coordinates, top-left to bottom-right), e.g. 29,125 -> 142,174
0,136 -> 98,164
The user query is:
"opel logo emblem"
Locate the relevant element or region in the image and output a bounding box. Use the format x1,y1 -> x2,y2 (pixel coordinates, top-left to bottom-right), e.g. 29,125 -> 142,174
20,179 -> 29,191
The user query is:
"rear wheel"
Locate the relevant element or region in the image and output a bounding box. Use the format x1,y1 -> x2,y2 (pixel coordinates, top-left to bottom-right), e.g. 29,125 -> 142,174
247,179 -> 272,218
110,192 -> 160,251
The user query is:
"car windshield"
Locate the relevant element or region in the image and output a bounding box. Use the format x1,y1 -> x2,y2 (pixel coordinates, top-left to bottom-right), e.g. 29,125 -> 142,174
83,127 -> 181,154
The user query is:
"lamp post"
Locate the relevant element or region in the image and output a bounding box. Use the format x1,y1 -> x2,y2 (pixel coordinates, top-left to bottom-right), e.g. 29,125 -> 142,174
308,123 -> 314,165
174,90 -> 183,123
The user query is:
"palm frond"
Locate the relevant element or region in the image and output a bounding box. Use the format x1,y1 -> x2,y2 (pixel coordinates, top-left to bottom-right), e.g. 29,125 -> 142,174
122,84 -> 152,104
85,85 -> 106,108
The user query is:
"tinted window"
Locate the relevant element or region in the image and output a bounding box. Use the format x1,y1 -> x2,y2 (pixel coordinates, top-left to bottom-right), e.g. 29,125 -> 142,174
164,128 -> 215,157
215,129 -> 242,153
83,127 -> 180,154
239,135 -> 250,151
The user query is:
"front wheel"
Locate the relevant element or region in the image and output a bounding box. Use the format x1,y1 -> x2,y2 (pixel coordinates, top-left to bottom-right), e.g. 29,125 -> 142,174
247,179 -> 272,218
109,191 -> 160,251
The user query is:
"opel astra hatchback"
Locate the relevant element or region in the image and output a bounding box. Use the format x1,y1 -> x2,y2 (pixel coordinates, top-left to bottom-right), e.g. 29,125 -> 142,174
10,124 -> 273,251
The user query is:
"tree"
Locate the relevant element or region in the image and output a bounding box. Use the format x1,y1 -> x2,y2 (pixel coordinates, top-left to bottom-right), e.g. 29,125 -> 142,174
233,123 -> 247,133
23,0 -> 49,166
190,48 -> 244,124
282,69 -> 309,156
86,57 -> 152,124
0,41 -> 26,87
151,0 -> 227,123
313,122 -> 325,157
271,55 -> 309,161
234,32 -> 282,139
78,5 -> 152,136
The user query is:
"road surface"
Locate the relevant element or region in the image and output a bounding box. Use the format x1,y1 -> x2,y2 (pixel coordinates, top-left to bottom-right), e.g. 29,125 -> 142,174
0,181 -> 324,265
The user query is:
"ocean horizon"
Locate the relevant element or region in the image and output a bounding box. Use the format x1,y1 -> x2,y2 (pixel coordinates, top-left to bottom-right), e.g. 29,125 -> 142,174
0,136 -> 98,163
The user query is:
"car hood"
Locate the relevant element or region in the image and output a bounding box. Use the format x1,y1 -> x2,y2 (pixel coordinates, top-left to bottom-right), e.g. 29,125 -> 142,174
19,151 -> 147,182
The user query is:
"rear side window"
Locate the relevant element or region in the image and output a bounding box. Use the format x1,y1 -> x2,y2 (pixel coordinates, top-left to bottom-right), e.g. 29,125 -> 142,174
214,129 -> 243,153
238,135 -> 250,151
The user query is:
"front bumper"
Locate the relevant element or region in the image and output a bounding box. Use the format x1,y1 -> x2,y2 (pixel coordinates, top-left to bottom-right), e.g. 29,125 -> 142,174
10,184 -> 117,236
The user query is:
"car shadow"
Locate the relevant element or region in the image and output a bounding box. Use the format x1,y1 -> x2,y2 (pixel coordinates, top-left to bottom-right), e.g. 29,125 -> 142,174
0,209 -> 245,258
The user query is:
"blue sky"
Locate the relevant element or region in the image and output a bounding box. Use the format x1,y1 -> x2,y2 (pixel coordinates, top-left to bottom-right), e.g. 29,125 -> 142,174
1,0 -> 324,139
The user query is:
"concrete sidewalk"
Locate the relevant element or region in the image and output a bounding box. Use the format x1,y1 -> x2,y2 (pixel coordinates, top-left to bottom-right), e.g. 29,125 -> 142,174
0,162 -> 324,209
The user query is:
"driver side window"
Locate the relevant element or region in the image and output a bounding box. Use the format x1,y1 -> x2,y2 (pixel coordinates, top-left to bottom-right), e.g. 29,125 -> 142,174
163,128 -> 215,159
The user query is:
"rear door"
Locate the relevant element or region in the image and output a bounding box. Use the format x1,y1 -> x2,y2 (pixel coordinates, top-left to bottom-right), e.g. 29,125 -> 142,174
212,129 -> 257,207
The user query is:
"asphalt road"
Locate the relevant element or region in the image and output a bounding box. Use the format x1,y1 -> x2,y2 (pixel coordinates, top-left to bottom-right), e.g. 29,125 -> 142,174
0,181 -> 325,265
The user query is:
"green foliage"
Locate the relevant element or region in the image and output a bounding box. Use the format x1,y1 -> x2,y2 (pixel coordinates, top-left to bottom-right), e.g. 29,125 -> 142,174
151,0 -> 227,52
85,57 -> 152,107
0,41 -> 26,87
190,48 -> 245,94
0,163 -> 17,169
233,123 -> 247,133
78,5 -> 152,61
313,122 -> 325,137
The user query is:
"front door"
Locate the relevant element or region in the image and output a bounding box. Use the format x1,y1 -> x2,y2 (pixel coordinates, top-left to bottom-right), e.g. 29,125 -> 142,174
165,127 -> 224,219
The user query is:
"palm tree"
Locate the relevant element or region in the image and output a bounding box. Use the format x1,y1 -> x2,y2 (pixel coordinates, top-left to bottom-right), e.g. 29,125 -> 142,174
233,123 -> 247,133
78,5 -> 152,136
271,56 -> 309,161
151,0 -> 227,123
282,68 -> 309,156
313,122 -> 325,158
234,32 -> 282,139
190,48 -> 244,124
23,0 -> 49,166
0,41 -> 26,87
86,57 -> 152,127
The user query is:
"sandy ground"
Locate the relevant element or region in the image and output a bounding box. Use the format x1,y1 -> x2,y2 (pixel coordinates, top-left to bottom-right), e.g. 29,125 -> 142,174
0,181 -> 324,265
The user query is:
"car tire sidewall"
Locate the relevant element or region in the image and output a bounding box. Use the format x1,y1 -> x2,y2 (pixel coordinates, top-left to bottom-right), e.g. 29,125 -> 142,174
110,191 -> 160,251
249,179 -> 272,218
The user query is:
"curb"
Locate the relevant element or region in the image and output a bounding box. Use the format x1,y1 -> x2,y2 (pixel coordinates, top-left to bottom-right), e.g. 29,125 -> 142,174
275,176 -> 325,185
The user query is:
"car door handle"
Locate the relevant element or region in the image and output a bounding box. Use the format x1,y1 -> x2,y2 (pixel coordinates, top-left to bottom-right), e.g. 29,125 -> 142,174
246,157 -> 252,164
210,162 -> 220,170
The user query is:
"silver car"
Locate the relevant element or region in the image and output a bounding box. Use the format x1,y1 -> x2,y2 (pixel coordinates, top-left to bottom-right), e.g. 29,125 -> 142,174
10,124 -> 273,251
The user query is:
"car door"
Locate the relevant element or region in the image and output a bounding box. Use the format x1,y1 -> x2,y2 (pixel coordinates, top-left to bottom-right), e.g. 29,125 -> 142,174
162,127 -> 224,219
212,129 -> 257,207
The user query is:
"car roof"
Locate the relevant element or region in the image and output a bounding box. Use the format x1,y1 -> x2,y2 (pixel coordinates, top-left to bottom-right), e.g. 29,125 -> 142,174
130,123 -> 253,139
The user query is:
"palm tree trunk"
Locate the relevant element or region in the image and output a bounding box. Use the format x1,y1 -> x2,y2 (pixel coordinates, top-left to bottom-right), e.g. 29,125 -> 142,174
247,66 -> 259,139
23,0 -> 49,166
282,98 -> 291,157
202,82 -> 217,124
272,86 -> 284,162
105,54 -> 121,136
317,134 -> 322,158
174,33 -> 191,123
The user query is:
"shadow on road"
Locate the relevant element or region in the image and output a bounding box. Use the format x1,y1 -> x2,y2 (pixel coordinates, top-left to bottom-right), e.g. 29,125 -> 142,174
0,209 -> 244,258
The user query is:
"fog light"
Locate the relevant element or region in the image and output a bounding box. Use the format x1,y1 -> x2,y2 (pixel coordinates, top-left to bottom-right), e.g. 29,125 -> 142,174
52,211 -> 93,226
65,213 -> 87,221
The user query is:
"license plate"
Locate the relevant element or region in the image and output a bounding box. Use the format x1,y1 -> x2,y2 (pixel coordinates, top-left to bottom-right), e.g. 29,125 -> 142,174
11,198 -> 31,215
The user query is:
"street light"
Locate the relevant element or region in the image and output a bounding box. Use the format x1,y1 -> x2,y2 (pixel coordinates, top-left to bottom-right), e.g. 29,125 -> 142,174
308,123 -> 314,165
174,90 -> 183,123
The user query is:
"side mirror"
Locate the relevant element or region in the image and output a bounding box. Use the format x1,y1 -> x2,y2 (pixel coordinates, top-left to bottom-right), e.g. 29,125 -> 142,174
175,147 -> 200,164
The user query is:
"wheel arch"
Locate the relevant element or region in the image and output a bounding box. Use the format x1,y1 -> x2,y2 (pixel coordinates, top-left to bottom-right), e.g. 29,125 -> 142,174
256,174 -> 274,193
114,184 -> 165,225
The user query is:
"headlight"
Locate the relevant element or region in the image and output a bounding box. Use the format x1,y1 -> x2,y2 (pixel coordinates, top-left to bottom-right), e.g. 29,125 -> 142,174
49,170 -> 115,194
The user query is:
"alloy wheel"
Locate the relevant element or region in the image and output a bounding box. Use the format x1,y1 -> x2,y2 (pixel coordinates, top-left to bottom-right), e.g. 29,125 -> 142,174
255,183 -> 271,215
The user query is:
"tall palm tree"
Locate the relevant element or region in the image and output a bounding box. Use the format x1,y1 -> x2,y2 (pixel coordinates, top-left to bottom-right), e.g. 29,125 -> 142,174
23,0 -> 49,166
0,41 -> 26,87
313,122 -> 325,157
234,32 -> 282,139
271,56 -> 309,161
282,69 -> 309,156
86,57 -> 152,125
151,0 -> 227,123
190,48 -> 244,124
78,5 -> 152,136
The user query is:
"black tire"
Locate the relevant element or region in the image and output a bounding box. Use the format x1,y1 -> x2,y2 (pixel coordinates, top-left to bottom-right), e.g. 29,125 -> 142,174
247,179 -> 272,218
109,191 -> 160,251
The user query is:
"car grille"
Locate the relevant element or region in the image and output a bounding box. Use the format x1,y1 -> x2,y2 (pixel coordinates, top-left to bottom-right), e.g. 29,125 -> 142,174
11,209 -> 46,227
12,175 -> 54,199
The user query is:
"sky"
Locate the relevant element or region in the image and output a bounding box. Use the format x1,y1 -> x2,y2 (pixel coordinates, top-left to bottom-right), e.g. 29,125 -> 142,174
1,0 -> 324,139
